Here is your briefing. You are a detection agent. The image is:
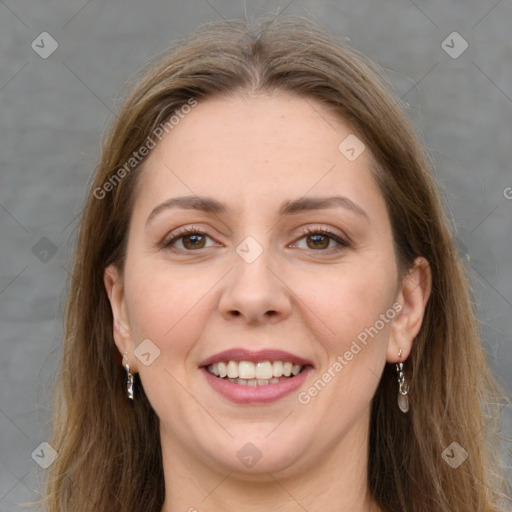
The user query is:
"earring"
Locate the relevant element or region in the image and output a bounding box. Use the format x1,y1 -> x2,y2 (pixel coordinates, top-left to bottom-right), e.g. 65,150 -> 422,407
396,349 -> 409,413
123,352 -> 134,400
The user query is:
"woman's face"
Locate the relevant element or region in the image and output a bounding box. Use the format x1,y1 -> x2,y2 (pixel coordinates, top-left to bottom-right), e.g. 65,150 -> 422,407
105,92 -> 427,479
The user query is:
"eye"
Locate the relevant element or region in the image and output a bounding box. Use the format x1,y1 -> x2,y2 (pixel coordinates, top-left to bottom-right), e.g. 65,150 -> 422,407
291,227 -> 350,253
162,227 -> 217,251
162,226 -> 350,254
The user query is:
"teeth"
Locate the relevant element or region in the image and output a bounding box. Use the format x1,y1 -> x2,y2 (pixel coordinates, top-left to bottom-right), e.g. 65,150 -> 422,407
272,361 -> 283,377
218,362 -> 227,378
227,361 -> 238,379
256,361 -> 273,380
206,360 -> 305,382
238,361 -> 255,379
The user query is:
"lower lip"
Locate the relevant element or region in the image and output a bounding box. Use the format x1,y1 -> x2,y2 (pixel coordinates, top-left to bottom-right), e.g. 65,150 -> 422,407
202,366 -> 313,405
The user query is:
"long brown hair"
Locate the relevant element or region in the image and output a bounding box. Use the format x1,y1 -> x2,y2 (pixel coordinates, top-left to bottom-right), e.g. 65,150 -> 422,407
33,16 -> 509,512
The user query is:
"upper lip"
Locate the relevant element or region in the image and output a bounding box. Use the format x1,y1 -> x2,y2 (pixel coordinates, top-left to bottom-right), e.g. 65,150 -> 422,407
199,348 -> 314,368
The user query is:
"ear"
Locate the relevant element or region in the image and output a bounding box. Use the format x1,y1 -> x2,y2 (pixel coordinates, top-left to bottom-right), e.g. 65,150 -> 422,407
386,256 -> 432,363
104,264 -> 138,373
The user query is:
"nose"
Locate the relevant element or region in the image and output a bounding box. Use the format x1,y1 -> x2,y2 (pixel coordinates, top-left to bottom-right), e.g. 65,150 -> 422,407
218,240 -> 292,325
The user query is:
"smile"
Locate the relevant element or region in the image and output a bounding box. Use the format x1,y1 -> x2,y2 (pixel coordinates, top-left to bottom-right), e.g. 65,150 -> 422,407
200,348 -> 313,404
206,360 -> 304,386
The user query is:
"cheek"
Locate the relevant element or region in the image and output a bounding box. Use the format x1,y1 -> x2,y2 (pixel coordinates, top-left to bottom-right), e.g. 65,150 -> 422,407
293,261 -> 396,347
122,264 -> 215,422
123,260 -> 214,358
295,271 -> 395,407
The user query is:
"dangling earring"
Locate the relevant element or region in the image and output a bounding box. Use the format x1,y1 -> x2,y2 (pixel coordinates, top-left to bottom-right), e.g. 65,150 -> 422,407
396,348 -> 409,413
123,352 -> 134,400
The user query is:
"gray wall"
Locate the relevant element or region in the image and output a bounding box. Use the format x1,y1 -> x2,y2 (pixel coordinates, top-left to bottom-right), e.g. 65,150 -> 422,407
1,1 -> 511,509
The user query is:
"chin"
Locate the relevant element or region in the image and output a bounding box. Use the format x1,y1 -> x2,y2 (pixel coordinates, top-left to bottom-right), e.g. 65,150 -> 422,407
196,425 -> 313,477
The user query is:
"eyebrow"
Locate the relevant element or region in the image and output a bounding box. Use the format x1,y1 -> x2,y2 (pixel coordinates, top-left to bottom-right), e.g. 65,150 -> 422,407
146,194 -> 369,225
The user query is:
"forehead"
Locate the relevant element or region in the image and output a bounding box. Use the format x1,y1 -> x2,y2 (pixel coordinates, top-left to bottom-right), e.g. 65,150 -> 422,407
133,92 -> 384,218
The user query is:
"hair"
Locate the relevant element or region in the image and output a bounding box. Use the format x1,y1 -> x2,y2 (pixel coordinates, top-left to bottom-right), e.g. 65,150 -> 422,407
32,15 -> 509,512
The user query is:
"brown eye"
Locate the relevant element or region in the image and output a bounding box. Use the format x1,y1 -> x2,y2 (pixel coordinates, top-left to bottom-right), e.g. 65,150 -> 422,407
292,227 -> 350,253
306,233 -> 330,250
163,228 -> 216,251
181,233 -> 206,250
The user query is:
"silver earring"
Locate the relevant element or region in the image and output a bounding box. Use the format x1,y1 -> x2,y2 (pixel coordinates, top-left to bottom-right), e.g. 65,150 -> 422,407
396,347 -> 409,414
123,352 -> 134,400
396,355 -> 409,413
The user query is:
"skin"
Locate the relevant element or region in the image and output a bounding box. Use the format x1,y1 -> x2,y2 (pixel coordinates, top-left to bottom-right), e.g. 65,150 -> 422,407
104,92 -> 431,512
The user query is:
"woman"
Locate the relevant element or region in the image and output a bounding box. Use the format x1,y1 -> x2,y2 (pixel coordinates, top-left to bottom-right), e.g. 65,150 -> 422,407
36,16 -> 509,512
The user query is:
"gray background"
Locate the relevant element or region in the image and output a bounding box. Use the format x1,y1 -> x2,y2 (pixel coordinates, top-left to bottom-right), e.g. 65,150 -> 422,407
1,0 -> 511,509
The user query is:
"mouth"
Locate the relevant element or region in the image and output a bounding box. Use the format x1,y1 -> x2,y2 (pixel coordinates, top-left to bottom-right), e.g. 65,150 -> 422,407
199,348 -> 313,404
205,360 -> 306,386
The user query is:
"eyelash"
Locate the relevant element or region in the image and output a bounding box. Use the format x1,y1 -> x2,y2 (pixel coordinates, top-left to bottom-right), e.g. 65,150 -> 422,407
300,227 -> 351,252
162,226 -> 350,254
